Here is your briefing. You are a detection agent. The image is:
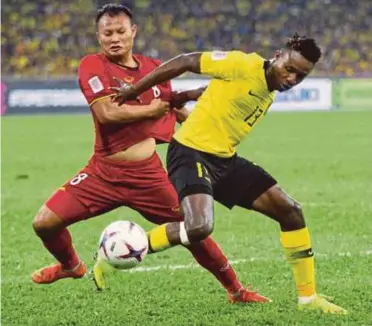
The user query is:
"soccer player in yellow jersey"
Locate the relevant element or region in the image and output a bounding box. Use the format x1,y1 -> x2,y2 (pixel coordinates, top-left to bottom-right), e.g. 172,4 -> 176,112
112,33 -> 347,314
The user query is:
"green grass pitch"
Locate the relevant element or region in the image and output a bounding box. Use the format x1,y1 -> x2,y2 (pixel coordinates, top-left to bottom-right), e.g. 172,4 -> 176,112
2,110 -> 372,325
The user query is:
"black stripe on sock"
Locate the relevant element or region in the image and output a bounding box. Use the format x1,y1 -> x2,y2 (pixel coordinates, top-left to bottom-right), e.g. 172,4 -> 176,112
291,248 -> 314,259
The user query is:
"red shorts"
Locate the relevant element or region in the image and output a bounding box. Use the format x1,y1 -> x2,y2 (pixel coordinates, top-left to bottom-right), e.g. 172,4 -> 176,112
45,153 -> 183,225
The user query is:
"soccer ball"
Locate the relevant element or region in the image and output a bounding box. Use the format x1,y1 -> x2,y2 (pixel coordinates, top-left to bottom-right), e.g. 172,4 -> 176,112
97,220 -> 148,270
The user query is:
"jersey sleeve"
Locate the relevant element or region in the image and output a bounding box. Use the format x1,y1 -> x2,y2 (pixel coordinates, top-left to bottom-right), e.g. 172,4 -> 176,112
200,51 -> 250,81
150,57 -> 162,67
78,55 -> 114,106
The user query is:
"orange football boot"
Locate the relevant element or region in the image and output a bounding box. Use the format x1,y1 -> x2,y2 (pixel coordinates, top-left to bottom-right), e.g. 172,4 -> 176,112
228,286 -> 272,304
31,261 -> 87,284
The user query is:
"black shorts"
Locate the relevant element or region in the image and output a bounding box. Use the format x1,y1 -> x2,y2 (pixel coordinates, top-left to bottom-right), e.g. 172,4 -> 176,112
167,139 -> 277,209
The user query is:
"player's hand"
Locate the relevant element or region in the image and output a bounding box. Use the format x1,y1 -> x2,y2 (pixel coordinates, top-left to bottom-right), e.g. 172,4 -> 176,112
173,106 -> 189,123
109,77 -> 140,104
170,91 -> 188,109
170,87 -> 207,108
148,99 -> 170,118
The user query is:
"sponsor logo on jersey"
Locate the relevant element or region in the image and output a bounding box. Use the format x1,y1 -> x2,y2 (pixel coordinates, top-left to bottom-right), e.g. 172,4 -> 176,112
248,90 -> 265,101
211,51 -> 228,61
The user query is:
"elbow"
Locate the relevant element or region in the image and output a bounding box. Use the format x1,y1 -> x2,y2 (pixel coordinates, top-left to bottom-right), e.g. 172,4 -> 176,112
102,105 -> 139,124
96,107 -> 127,124
178,53 -> 191,67
177,53 -> 197,72
95,110 -> 113,124
91,100 -> 131,124
181,53 -> 201,74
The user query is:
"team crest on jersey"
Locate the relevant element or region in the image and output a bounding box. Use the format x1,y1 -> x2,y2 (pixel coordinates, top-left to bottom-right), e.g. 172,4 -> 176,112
211,51 -> 228,61
88,76 -> 104,94
123,76 -> 135,83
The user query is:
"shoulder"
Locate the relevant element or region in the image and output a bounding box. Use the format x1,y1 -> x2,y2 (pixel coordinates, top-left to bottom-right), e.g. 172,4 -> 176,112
237,52 -> 267,78
243,52 -> 266,66
79,53 -> 106,71
224,51 -> 265,64
202,50 -> 254,65
135,53 -> 162,68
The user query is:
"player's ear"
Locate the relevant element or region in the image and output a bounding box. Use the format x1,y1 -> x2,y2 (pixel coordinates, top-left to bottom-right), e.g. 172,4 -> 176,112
275,49 -> 282,59
131,24 -> 138,38
96,31 -> 101,44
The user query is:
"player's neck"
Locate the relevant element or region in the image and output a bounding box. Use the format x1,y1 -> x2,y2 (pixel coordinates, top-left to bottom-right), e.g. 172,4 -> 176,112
107,52 -> 138,69
118,53 -> 137,68
265,60 -> 276,92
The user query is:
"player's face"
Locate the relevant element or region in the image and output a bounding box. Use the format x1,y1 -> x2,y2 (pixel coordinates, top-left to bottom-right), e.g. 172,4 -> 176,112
272,50 -> 314,92
97,13 -> 137,59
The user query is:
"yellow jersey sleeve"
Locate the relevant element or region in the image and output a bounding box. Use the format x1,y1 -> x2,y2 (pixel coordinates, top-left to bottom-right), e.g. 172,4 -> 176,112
200,51 -> 249,81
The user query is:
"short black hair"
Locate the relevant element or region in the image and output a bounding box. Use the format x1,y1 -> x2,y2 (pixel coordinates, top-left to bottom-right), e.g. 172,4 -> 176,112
96,3 -> 133,25
285,33 -> 322,64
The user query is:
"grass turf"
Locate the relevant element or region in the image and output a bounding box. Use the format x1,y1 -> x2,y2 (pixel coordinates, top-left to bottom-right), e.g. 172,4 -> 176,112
2,110 -> 372,325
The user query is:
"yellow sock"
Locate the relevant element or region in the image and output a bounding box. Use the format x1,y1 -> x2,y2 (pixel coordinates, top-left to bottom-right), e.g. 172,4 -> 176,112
281,227 -> 316,297
147,224 -> 172,253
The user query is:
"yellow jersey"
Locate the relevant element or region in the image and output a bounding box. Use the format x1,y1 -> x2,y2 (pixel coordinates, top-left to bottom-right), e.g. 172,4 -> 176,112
173,51 -> 276,158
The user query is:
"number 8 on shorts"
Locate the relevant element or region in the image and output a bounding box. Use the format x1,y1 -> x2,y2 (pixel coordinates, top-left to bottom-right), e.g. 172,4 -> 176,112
70,173 -> 89,186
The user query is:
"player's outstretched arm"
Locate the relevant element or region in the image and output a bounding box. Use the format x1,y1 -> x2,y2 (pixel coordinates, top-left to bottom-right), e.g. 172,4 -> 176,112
115,53 -> 203,104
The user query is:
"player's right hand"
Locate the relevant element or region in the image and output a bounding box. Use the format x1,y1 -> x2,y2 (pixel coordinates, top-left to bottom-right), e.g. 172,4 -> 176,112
149,99 -> 170,118
109,77 -> 139,104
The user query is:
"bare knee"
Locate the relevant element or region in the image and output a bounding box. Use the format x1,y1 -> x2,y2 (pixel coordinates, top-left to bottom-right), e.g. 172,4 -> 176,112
187,220 -> 214,242
252,186 -> 306,231
33,205 -> 64,237
281,200 -> 305,231
181,194 -> 214,243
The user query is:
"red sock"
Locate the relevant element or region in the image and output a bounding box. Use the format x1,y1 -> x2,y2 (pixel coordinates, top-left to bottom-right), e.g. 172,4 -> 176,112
186,236 -> 243,294
40,228 -> 80,270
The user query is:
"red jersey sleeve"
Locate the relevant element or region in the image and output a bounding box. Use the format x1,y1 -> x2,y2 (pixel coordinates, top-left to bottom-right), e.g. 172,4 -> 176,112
150,58 -> 162,67
78,54 -> 114,106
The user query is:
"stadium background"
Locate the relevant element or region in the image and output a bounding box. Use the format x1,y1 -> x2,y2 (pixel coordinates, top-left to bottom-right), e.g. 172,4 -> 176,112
1,0 -> 372,115
2,1 -> 372,325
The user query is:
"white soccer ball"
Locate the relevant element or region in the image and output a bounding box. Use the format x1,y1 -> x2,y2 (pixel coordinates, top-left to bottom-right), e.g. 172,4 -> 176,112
97,220 -> 148,270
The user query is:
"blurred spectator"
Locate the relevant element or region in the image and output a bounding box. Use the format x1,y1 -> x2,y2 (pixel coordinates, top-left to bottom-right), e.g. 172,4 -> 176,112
2,0 -> 372,78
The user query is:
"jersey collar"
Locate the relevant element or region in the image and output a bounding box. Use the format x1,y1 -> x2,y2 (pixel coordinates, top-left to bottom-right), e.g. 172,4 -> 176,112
105,54 -> 140,71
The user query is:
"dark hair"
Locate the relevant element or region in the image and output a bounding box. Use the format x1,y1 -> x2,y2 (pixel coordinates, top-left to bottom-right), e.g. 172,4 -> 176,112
285,33 -> 322,64
96,3 -> 133,25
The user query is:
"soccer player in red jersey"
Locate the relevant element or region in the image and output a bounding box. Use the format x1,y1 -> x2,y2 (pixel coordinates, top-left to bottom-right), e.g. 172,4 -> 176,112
30,4 -> 269,303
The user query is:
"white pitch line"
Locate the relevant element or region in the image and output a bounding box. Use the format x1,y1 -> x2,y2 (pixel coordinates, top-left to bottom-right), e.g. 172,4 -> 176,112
123,257 -> 267,273
1,250 -> 371,284
122,250 -> 372,273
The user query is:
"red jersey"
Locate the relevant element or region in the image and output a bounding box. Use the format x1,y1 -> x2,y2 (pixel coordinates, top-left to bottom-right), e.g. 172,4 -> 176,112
78,53 -> 176,157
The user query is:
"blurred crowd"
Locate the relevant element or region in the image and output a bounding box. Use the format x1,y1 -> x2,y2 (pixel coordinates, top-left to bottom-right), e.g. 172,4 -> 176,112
2,0 -> 372,78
